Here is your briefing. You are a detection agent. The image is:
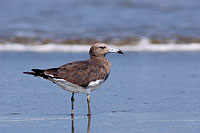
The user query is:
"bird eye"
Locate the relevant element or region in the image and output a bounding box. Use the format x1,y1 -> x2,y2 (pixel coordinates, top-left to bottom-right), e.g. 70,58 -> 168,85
99,46 -> 106,49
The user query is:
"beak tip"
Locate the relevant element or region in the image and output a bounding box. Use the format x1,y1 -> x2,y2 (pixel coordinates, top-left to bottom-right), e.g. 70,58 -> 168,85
118,50 -> 124,54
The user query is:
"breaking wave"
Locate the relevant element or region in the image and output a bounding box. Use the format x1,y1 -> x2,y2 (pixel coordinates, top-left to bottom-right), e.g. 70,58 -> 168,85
1,39 -> 200,52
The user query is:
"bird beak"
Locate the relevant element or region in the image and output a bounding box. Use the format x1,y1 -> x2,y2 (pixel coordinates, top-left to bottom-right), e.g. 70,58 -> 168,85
108,47 -> 124,54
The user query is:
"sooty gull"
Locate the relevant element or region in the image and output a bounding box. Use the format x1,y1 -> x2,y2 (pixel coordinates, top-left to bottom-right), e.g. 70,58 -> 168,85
24,43 -> 123,115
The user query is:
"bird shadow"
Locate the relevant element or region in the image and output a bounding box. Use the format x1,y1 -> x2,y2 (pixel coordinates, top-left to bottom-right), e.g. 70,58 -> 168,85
71,115 -> 91,133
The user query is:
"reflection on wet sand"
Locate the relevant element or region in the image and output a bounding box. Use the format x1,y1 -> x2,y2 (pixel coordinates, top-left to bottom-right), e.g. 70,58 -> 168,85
71,115 -> 91,133
71,115 -> 74,133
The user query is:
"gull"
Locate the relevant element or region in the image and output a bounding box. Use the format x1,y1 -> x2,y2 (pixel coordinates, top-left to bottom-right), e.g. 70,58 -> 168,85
24,43 -> 123,115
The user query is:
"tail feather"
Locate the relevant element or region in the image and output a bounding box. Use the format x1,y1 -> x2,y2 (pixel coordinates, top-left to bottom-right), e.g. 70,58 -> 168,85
32,69 -> 45,74
23,71 -> 36,75
23,69 -> 48,78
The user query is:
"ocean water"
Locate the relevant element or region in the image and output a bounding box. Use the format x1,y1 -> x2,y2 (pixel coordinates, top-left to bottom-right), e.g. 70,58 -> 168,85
1,52 -> 200,132
0,0 -> 200,44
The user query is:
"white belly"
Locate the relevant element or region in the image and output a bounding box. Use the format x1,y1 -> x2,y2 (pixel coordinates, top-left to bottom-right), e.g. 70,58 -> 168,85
50,78 -> 104,95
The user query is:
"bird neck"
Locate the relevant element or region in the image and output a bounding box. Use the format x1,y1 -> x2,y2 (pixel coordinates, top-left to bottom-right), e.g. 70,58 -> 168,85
90,55 -> 111,73
90,55 -> 107,61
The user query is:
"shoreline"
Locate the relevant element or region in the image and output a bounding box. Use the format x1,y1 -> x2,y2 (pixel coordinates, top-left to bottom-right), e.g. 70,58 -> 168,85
1,42 -> 200,52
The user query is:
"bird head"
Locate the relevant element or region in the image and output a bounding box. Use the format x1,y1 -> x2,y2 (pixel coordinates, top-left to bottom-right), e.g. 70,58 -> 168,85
89,43 -> 124,57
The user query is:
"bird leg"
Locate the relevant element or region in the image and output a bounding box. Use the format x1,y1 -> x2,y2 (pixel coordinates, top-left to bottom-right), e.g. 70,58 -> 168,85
87,114 -> 91,133
71,93 -> 75,116
87,94 -> 91,116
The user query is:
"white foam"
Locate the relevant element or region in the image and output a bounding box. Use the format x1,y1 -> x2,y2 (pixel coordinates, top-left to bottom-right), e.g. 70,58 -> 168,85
1,40 -> 200,52
113,38 -> 200,52
117,43 -> 200,52
0,43 -> 90,52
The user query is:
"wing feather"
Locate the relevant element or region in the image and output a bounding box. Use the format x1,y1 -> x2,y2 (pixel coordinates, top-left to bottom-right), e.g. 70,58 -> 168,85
44,60 -> 109,87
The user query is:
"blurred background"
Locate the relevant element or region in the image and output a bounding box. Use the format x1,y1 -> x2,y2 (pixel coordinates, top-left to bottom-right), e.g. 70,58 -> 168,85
0,0 -> 200,48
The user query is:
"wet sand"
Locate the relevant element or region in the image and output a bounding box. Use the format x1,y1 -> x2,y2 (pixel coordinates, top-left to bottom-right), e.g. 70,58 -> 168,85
0,52 -> 200,132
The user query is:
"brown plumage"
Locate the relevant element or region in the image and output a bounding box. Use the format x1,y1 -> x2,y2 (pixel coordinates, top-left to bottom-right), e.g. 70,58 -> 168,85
24,43 -> 123,115
45,57 -> 110,87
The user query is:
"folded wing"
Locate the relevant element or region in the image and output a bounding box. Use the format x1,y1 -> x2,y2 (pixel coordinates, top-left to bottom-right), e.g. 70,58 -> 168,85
44,60 -> 109,87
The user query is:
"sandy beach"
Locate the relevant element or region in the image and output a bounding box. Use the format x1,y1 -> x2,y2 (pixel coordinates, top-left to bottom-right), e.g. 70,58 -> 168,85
0,52 -> 200,132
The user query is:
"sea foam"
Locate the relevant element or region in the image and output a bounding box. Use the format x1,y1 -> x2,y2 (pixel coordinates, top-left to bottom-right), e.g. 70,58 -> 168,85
1,39 -> 200,52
